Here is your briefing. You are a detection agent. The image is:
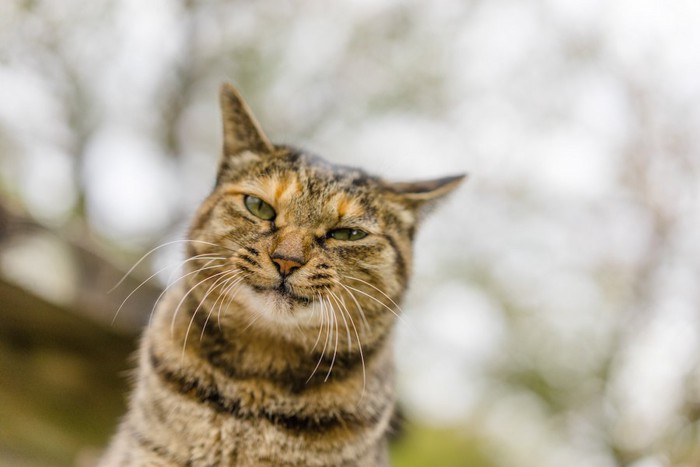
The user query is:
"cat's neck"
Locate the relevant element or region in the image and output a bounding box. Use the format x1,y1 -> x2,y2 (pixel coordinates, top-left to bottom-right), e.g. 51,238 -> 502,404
147,284 -> 392,394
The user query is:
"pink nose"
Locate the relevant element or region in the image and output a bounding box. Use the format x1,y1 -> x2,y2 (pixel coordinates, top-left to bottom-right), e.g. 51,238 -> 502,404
271,255 -> 304,277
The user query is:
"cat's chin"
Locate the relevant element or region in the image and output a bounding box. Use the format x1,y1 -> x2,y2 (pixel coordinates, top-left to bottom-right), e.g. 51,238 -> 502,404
232,283 -> 322,330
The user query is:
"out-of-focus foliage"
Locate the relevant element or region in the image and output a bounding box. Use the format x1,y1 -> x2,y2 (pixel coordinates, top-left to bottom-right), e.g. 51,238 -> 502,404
1,0 -> 700,466
0,277 -> 133,467
391,423 -> 495,467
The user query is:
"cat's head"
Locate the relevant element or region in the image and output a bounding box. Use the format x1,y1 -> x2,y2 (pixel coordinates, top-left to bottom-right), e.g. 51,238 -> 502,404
186,83 -> 464,345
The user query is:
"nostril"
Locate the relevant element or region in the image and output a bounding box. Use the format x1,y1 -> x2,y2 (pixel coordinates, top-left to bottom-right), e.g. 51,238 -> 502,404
271,255 -> 304,277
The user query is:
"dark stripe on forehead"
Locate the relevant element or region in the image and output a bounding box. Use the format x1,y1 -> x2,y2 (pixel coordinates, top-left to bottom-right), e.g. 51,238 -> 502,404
149,351 -> 381,434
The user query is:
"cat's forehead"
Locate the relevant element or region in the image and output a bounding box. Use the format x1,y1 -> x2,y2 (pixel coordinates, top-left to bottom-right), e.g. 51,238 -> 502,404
228,150 -> 380,224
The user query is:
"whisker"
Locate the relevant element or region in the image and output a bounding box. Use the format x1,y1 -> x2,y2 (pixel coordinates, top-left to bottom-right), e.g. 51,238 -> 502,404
112,254 -> 226,326
310,293 -> 325,353
331,279 -> 370,331
189,269 -> 243,334
109,239 -> 238,293
343,275 -> 404,315
327,289 -> 352,353
182,271 -> 239,359
324,295 -> 340,382
217,273 -> 249,330
161,253 -> 227,288
170,270 -> 230,337
239,311 -> 264,334
206,273 -> 247,337
148,260 -> 224,326
328,289 -> 366,398
307,293 -> 331,384
339,283 -> 406,324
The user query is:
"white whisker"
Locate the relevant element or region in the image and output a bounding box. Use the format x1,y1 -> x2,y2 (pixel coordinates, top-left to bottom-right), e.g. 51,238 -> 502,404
182,271 -> 239,359
207,273 -> 247,337
109,239 -> 238,293
340,283 -> 406,324
307,293 -> 331,383
324,296 -> 340,382
239,312 -> 264,334
328,289 -> 366,399
310,293 -> 325,353
217,274 -> 249,330
170,270 -> 230,337
343,275 -> 404,315
327,289 -> 352,353
112,254 -> 226,326
331,279 -> 370,330
148,260 -> 224,326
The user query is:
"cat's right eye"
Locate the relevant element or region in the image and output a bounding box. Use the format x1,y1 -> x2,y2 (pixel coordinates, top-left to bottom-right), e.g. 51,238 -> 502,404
244,195 -> 276,221
328,228 -> 368,241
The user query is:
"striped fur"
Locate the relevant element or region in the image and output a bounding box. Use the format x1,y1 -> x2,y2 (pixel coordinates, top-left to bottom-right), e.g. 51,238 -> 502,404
100,84 -> 464,466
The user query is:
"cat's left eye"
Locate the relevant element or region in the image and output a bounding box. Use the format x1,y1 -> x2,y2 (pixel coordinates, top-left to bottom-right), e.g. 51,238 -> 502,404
328,228 -> 368,241
244,195 -> 276,220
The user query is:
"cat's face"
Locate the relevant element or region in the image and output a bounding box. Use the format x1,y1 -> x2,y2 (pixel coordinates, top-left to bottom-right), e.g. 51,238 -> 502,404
185,84 -> 464,346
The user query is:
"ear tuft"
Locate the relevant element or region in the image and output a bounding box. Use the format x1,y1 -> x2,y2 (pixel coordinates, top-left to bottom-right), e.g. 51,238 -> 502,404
219,83 -> 274,156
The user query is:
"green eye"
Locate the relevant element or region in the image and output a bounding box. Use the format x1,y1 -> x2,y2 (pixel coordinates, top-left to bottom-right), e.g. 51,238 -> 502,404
328,228 -> 368,241
244,195 -> 276,220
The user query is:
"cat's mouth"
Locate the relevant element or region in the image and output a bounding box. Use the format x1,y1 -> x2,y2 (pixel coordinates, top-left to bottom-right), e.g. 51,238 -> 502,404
249,282 -> 313,306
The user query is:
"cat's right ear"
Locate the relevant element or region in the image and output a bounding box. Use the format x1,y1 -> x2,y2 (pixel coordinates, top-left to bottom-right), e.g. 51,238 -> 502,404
386,174 -> 467,223
219,83 -> 275,158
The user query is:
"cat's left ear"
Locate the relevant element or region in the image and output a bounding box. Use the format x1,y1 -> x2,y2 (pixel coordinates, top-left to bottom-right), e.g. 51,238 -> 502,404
219,83 -> 275,157
386,174 -> 467,220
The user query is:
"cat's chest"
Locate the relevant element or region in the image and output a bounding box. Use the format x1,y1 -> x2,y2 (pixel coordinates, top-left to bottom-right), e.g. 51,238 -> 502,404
137,366 -> 384,466
140,317 -> 391,465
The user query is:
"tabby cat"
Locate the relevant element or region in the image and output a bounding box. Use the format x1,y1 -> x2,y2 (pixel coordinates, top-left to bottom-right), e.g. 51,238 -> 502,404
99,84 -> 464,466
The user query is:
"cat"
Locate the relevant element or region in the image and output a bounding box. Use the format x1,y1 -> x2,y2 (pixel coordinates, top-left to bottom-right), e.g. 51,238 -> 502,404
99,83 -> 464,467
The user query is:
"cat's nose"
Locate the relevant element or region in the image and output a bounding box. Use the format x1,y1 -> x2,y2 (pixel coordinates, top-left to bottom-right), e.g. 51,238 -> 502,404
271,254 -> 305,278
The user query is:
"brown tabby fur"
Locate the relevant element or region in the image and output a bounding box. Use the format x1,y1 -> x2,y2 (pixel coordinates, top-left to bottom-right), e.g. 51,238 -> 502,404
99,84 -> 464,466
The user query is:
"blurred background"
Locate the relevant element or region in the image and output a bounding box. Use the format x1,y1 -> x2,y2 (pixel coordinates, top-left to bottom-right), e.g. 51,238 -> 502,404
1,0 -> 700,466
